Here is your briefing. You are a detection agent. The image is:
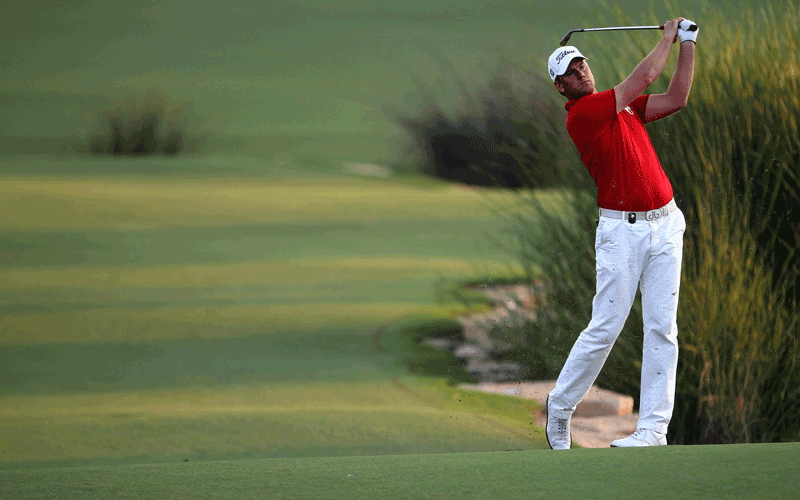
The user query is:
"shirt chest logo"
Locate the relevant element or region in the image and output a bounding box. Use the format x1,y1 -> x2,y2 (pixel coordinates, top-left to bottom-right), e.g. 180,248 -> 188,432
624,106 -> 634,115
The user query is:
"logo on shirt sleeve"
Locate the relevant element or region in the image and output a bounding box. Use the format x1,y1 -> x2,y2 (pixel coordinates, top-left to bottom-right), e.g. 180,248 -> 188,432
624,106 -> 634,115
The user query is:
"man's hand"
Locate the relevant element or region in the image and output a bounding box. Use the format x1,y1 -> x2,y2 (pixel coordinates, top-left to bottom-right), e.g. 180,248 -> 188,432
678,19 -> 698,44
663,18 -> 684,44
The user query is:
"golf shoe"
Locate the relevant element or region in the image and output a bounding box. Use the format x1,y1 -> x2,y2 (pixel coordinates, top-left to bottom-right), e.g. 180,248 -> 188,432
610,428 -> 667,447
545,395 -> 572,450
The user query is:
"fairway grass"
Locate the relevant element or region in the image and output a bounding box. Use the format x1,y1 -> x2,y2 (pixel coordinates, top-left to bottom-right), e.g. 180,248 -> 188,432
0,173 -> 507,231
0,165 -> 522,346
2,443 -> 798,499
0,378 -> 546,468
0,161 -> 548,468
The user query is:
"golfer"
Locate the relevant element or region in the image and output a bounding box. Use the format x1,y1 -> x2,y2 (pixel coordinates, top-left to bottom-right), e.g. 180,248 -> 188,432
544,18 -> 697,448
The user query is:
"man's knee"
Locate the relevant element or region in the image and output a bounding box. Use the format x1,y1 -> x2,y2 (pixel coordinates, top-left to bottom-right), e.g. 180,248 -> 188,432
577,325 -> 621,352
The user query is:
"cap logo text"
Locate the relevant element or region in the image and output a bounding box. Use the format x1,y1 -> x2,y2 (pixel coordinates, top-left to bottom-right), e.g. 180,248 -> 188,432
556,49 -> 576,64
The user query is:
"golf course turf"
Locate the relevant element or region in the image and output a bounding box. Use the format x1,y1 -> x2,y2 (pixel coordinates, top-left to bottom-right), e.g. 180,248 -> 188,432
0,163 -> 542,470
2,443 -> 799,499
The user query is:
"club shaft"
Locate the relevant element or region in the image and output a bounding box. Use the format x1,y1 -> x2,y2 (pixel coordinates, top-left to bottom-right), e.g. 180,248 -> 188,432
559,25 -> 667,45
579,25 -> 663,32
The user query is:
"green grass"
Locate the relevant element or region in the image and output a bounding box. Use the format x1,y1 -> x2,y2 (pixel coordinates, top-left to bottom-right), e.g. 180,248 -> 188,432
0,162 -> 519,347
0,155 -> 538,467
2,443 -> 799,499
0,377 -> 546,469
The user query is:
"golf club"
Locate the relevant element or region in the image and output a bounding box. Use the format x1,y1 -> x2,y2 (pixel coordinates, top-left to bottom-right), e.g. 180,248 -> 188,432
559,23 -> 697,46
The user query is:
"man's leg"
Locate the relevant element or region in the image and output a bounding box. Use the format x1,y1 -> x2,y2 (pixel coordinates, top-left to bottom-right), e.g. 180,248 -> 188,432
636,209 -> 686,434
549,218 -> 647,415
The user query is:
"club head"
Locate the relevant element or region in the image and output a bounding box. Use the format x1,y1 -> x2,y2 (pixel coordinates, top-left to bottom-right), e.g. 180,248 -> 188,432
559,30 -> 576,46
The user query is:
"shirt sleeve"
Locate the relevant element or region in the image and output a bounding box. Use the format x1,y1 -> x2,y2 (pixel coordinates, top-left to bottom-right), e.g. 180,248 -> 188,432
630,94 -> 651,122
566,89 -> 617,143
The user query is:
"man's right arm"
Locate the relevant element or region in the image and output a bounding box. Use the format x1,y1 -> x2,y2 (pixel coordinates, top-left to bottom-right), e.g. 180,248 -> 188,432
613,18 -> 682,115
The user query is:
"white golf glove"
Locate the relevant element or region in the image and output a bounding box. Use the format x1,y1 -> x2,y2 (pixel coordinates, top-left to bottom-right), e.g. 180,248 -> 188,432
678,19 -> 698,43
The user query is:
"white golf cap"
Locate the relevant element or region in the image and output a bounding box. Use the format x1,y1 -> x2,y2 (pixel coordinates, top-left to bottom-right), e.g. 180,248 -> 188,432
547,46 -> 587,82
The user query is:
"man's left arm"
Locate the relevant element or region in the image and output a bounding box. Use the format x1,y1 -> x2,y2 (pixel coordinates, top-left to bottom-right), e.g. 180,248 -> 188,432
644,22 -> 697,122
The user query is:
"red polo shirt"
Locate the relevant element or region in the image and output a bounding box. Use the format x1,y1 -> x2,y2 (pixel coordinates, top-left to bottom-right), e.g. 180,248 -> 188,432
565,88 -> 673,211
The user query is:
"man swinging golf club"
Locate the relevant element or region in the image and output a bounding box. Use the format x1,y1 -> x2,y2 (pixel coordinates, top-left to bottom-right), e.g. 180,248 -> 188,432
545,17 -> 697,448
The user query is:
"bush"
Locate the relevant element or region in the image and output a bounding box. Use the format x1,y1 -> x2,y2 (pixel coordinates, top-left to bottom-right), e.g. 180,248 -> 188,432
495,1 -> 799,444
396,65 -> 587,189
89,93 -> 189,156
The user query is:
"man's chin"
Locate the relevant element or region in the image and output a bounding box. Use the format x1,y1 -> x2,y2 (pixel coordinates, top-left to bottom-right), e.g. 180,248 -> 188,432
567,85 -> 596,100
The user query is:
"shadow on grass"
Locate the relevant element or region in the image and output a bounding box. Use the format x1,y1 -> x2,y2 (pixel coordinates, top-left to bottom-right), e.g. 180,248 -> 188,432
374,315 -> 474,384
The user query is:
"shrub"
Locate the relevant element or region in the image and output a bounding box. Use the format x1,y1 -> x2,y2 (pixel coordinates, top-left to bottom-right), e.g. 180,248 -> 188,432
495,1 -> 799,444
89,93 -> 189,156
396,65 -> 587,189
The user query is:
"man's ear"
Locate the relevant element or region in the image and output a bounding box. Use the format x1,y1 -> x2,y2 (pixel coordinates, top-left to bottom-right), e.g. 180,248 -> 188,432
554,79 -> 564,94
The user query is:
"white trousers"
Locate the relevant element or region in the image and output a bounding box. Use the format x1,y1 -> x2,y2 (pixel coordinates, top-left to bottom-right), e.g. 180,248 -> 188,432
549,205 -> 686,434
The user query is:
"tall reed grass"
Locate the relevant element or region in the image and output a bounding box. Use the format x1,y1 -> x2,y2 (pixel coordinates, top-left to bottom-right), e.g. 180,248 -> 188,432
498,1 -> 799,443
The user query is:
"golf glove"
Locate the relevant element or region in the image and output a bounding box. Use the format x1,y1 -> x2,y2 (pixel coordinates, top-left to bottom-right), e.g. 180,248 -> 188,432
678,19 -> 698,43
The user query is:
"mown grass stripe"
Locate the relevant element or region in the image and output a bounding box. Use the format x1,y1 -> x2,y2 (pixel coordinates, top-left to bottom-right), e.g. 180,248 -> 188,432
0,257 -> 510,289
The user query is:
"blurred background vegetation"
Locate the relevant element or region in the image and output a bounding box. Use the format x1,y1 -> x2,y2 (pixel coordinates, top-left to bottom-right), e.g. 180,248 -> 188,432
87,93 -> 194,156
